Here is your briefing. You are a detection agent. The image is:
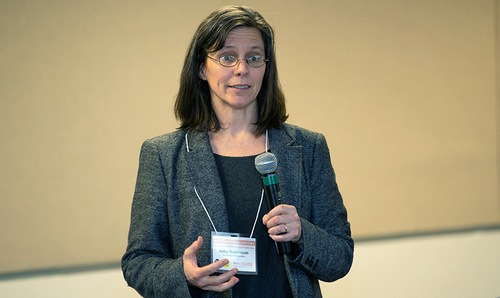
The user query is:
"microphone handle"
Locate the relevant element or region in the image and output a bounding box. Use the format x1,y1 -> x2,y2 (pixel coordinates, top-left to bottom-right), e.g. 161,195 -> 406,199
262,180 -> 292,255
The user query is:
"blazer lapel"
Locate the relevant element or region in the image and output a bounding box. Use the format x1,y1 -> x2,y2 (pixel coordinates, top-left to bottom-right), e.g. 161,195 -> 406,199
184,131 -> 229,232
269,128 -> 302,208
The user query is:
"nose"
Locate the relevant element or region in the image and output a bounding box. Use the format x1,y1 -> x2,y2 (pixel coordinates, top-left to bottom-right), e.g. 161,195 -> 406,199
234,59 -> 249,76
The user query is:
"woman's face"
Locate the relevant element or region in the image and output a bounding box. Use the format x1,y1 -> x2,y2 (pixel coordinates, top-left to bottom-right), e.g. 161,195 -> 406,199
200,27 -> 266,115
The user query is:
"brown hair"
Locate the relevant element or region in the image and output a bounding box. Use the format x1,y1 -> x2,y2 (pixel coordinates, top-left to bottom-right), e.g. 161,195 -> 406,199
174,5 -> 288,136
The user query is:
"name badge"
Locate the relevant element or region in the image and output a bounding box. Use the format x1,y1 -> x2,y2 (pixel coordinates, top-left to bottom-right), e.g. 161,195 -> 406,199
211,232 -> 257,275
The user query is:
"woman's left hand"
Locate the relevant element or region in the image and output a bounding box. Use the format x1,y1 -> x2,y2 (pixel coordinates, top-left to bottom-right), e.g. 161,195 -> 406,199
262,204 -> 302,243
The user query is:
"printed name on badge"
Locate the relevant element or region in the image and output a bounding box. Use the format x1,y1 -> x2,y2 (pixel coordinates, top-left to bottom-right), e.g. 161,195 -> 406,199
211,232 -> 258,275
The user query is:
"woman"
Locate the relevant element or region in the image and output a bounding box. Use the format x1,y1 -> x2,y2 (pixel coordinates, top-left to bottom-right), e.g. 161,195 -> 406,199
122,5 -> 353,298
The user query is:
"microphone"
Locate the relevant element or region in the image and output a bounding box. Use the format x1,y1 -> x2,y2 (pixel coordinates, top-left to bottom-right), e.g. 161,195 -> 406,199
255,152 -> 291,255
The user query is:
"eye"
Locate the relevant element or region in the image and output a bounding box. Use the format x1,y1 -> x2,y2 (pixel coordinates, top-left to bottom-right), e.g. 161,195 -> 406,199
219,54 -> 237,63
247,55 -> 263,62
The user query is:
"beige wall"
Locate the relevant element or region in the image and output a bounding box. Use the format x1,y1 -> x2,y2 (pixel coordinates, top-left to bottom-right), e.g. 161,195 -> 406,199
1,0 -> 498,274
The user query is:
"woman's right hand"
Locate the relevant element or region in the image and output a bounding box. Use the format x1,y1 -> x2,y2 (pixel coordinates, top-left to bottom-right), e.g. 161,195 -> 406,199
183,236 -> 239,292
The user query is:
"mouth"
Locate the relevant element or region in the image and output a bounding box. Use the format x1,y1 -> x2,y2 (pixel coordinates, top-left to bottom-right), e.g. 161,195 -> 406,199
229,84 -> 251,90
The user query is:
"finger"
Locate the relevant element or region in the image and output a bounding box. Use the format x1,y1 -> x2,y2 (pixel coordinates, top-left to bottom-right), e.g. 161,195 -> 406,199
263,204 -> 297,226
269,225 -> 295,242
268,223 -> 288,236
183,236 -> 203,264
263,212 -> 286,228
262,205 -> 288,224
201,275 -> 240,292
265,214 -> 285,230
270,233 -> 292,243
195,266 -> 239,291
204,267 -> 238,286
196,258 -> 232,277
185,236 -> 203,255
269,222 -> 302,243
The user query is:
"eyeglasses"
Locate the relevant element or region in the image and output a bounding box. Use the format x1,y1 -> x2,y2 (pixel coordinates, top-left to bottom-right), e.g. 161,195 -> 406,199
207,54 -> 268,68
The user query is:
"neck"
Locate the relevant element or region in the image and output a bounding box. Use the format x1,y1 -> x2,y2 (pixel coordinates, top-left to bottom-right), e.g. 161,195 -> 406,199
209,101 -> 266,156
209,126 -> 266,157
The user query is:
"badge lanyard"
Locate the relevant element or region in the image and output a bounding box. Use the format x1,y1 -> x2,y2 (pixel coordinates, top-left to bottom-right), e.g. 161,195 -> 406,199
185,130 -> 268,238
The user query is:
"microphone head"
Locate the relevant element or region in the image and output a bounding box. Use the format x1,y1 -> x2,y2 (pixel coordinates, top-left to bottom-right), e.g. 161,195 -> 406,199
255,152 -> 278,174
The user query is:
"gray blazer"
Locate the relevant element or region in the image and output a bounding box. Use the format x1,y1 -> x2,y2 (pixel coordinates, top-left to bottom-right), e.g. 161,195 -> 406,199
122,123 -> 353,297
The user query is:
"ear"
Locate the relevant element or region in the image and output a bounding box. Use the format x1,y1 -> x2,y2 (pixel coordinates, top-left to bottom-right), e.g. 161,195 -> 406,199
199,65 -> 207,80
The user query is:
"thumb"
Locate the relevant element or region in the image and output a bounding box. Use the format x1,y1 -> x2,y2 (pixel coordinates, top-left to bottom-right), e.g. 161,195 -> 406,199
184,236 -> 203,261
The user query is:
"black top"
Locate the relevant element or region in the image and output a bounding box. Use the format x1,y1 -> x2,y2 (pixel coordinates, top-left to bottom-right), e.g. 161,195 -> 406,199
214,154 -> 293,298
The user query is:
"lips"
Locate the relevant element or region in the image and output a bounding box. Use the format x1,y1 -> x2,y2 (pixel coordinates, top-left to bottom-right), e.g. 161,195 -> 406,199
229,84 -> 251,89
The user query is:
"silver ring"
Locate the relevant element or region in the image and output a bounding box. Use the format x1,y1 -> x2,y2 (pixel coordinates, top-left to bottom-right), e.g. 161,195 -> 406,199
284,224 -> 288,233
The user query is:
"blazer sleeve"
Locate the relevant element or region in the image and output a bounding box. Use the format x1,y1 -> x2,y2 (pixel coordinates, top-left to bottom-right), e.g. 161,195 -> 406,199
287,133 -> 354,282
121,139 -> 192,297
